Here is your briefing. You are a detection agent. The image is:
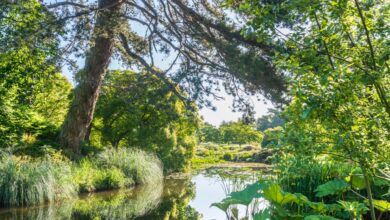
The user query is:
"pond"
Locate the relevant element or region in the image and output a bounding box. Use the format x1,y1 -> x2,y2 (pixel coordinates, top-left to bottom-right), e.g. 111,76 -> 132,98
0,166 -> 270,220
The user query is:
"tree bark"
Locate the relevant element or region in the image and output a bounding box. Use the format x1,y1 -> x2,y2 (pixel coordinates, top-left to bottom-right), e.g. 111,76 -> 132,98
60,0 -> 123,153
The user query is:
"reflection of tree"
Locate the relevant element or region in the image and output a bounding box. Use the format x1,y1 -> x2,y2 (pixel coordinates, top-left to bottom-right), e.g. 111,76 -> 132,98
136,177 -> 202,220
0,177 -> 201,220
72,182 -> 163,219
0,182 -> 163,220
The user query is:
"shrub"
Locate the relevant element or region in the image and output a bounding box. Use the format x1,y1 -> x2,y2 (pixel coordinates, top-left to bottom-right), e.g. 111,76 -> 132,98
0,153 -> 76,207
95,148 -> 163,185
223,152 -> 234,161
73,159 -> 128,192
239,152 -> 253,161
73,160 -> 98,193
93,168 -> 125,191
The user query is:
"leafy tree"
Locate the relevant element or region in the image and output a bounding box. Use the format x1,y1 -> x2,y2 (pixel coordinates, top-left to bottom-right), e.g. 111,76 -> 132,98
228,0 -> 390,218
91,70 -> 199,173
199,122 -> 221,143
220,121 -> 263,146
0,1 -> 71,148
24,0 -> 289,152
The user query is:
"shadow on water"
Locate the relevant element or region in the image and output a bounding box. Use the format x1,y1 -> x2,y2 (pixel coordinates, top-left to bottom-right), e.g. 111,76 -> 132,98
0,167 -> 268,220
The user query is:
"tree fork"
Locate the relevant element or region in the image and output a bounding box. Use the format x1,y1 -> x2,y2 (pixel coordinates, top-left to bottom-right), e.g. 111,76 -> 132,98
60,0 -> 124,152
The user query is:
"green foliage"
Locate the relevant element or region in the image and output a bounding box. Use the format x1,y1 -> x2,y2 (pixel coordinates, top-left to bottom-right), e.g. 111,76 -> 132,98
315,180 -> 350,198
226,0 -> 390,218
0,146 -> 162,207
228,182 -> 265,204
0,0 -> 69,148
219,121 -> 263,145
372,200 -> 390,213
94,148 -> 163,185
73,160 -> 100,193
338,201 -> 369,220
199,122 -> 221,143
276,157 -> 352,201
263,184 -> 301,206
256,109 -> 284,132
92,70 -> 199,173
304,215 -> 338,220
0,152 -> 76,207
73,159 -> 127,193
93,168 -> 126,191
223,152 -> 234,161
193,143 -> 263,168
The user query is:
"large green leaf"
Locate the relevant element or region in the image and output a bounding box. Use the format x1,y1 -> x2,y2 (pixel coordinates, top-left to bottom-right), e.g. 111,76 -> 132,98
306,201 -> 342,214
227,182 -> 267,205
346,174 -> 366,190
263,184 -> 298,205
314,180 -> 349,197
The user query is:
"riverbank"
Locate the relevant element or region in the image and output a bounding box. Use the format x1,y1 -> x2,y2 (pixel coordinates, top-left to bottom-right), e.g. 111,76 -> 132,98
0,166 -> 268,220
0,148 -> 163,207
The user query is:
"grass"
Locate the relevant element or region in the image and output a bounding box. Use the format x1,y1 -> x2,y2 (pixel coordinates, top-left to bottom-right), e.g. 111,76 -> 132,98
95,148 -> 163,185
0,147 -> 163,207
0,153 -> 76,207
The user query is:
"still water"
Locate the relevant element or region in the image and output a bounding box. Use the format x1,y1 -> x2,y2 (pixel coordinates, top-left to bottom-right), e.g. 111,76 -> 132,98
0,167 -> 269,220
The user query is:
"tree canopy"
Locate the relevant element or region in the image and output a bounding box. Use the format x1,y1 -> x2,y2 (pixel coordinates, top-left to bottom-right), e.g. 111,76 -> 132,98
91,70 -> 199,172
0,1 -> 72,148
36,0 -> 289,151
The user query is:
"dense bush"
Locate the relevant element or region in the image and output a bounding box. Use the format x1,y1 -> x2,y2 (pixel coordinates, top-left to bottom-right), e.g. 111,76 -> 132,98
95,148 -> 163,185
0,153 -> 76,207
223,152 -> 234,161
74,148 -> 162,192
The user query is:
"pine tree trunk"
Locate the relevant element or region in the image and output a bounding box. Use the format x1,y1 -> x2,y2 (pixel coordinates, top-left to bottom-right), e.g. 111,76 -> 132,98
60,0 -> 123,153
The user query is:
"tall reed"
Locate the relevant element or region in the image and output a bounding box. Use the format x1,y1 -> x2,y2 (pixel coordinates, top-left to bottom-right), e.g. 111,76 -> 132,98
0,154 -> 76,207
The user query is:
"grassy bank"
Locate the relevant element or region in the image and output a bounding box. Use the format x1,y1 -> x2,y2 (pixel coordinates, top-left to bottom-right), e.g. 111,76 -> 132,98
192,143 -> 271,169
0,148 -> 163,207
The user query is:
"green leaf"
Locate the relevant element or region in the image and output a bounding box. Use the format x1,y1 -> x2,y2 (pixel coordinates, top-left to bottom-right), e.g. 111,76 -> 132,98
301,108 -> 312,119
263,184 -> 298,205
227,182 -> 267,205
306,201 -> 342,214
253,208 -> 271,220
304,215 -> 339,220
372,199 -> 390,212
346,174 -> 366,190
314,180 -> 349,197
338,201 -> 368,216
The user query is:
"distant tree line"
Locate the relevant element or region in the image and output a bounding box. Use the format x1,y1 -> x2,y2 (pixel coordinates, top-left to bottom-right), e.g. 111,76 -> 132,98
199,121 -> 263,146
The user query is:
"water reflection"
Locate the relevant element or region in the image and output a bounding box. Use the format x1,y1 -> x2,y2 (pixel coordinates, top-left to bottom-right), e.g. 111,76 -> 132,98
0,167 -> 266,220
190,167 -> 265,220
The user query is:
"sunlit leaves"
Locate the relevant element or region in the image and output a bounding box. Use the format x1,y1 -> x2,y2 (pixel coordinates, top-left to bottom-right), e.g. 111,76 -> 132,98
372,199 -> 390,213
